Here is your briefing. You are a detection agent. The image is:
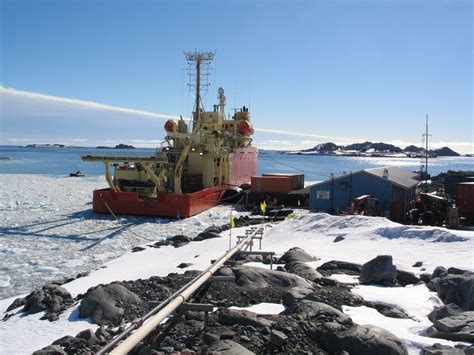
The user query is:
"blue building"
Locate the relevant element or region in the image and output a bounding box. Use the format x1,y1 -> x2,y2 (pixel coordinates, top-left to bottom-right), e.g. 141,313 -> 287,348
309,167 -> 419,220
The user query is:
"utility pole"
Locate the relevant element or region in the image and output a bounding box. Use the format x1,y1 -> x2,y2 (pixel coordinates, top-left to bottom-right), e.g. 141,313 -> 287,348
422,114 -> 431,193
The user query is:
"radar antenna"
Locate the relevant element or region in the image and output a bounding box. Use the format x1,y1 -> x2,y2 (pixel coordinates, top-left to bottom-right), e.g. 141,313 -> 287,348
217,87 -> 226,115
185,51 -> 215,133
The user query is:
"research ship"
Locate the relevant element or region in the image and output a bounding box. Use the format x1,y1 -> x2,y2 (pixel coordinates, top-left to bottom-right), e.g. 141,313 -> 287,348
82,52 -> 258,217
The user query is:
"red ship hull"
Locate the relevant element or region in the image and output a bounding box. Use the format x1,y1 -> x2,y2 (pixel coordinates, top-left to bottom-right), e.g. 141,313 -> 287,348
92,185 -> 226,218
92,147 -> 258,218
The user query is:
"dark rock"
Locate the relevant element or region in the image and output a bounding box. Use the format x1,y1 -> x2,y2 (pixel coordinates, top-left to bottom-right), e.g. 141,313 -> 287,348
6,297 -> 26,311
79,283 -> 143,325
333,236 -> 345,243
306,322 -> 408,355
318,277 -> 338,286
95,326 -> 111,339
202,332 -> 220,345
76,329 -> 96,340
448,267 -> 468,275
220,330 -> 236,339
420,273 -> 431,284
177,263 -> 193,269
132,246 -> 146,253
360,255 -> 397,285
207,338 -> 254,354
47,313 -> 59,321
282,286 -> 315,306
422,343 -> 466,355
194,226 -> 225,241
396,270 -> 420,286
428,304 -> 463,323
233,266 -> 313,289
76,271 -> 90,278
276,247 -> 318,263
427,311 -> 474,342
370,303 -> 409,319
217,308 -> 273,329
318,260 -> 362,273
20,284 -> 72,319
216,267 -> 234,277
285,261 -> 323,282
52,335 -> 77,347
169,234 -> 192,248
269,329 -> 288,348
412,261 -> 423,267
32,345 -> 67,355
428,274 -> 474,310
283,299 -> 351,323
431,266 -> 447,279
23,290 -> 48,314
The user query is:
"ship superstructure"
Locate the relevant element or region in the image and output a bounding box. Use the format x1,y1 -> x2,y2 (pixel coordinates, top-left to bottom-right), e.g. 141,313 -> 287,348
82,52 -> 258,217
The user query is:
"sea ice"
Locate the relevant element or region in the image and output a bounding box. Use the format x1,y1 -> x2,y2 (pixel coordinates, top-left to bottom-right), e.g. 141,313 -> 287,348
0,275 -> 11,288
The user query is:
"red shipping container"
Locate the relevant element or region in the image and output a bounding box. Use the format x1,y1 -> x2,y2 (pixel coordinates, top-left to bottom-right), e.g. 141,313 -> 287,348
262,173 -> 304,189
457,182 -> 474,219
251,176 -> 293,193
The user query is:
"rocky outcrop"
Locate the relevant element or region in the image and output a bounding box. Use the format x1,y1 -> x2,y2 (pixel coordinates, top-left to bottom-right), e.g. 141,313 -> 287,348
79,283 -> 143,325
422,343 -> 472,354
426,311 -> 474,342
396,270 -> 420,286
283,293 -> 407,355
428,304 -> 463,323
33,248 -> 411,354
318,260 -> 362,273
427,269 -> 474,311
208,339 -> 254,354
305,322 -> 408,355
360,255 -> 397,285
233,266 -> 313,289
277,247 -> 318,264
285,261 -> 323,282
32,345 -> 67,355
217,308 -> 273,330
7,283 -> 72,321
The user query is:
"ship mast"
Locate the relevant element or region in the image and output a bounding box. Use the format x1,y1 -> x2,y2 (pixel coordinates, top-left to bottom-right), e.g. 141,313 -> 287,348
185,51 -> 215,133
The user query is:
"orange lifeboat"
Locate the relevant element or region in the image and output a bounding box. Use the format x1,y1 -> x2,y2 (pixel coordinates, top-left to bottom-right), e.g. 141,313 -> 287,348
237,119 -> 254,137
164,119 -> 178,133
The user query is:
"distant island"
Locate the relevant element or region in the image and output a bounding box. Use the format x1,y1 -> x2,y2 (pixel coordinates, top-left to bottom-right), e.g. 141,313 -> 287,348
96,144 -> 135,149
284,141 -> 461,158
25,144 -> 83,148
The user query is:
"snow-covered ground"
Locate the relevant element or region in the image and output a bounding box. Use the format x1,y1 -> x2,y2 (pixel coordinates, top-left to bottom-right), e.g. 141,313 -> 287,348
1,174 -> 473,354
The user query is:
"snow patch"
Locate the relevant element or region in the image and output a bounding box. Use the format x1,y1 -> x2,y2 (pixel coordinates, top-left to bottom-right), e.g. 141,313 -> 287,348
229,302 -> 286,315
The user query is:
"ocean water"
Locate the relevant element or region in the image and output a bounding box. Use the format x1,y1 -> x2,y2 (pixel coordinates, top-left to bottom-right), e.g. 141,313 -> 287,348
0,145 -> 472,181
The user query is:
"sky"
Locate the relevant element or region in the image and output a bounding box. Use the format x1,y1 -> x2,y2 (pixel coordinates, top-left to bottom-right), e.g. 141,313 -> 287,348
0,0 -> 472,153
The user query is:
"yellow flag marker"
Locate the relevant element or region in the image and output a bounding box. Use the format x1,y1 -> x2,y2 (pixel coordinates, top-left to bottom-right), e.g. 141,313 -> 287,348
260,201 -> 266,215
229,212 -> 235,229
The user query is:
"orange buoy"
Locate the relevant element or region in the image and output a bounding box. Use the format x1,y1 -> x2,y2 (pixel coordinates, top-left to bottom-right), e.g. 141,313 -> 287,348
237,119 -> 254,136
164,119 -> 178,133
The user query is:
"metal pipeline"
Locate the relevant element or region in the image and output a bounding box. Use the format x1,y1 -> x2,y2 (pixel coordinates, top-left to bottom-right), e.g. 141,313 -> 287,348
107,226 -> 263,355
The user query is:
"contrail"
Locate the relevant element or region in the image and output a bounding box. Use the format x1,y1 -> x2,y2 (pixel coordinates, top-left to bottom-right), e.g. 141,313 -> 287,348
0,86 -> 182,121
1,86 -> 357,143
